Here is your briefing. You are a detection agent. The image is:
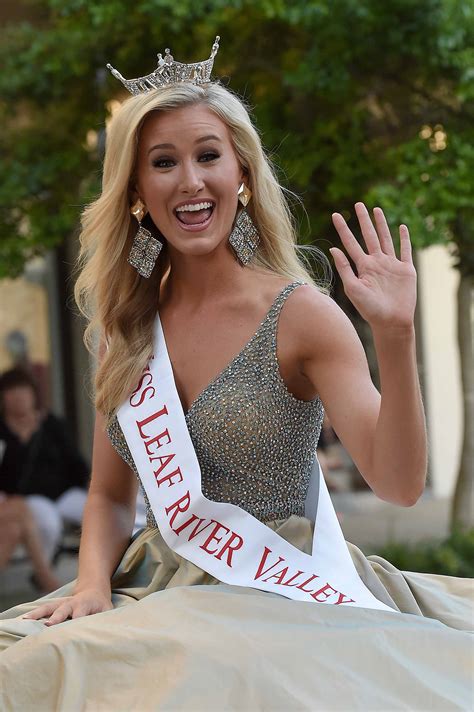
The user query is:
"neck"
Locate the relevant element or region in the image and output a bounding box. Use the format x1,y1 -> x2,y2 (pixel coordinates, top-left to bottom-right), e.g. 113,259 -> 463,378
162,246 -> 253,307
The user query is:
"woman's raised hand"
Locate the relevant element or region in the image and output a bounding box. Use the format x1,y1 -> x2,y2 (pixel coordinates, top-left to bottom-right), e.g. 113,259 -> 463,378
330,203 -> 417,333
22,587 -> 113,626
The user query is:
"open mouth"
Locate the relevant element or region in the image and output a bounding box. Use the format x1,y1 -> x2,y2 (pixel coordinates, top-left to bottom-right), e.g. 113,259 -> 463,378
174,201 -> 215,228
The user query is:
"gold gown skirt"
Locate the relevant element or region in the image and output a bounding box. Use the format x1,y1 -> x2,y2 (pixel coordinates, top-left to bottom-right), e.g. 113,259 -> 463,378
0,517 -> 472,711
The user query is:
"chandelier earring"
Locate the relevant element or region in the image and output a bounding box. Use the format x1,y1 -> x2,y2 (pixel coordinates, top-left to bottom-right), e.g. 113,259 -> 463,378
128,199 -> 163,278
228,183 -> 260,266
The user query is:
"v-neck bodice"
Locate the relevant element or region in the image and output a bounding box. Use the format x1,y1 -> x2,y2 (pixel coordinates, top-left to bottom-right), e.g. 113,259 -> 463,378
176,283 -> 308,418
107,281 -> 324,524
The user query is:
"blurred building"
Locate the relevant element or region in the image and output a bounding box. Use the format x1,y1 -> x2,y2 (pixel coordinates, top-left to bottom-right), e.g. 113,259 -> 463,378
417,245 -> 463,499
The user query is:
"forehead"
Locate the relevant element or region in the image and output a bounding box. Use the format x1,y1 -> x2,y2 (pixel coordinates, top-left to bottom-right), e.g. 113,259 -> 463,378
139,103 -> 232,148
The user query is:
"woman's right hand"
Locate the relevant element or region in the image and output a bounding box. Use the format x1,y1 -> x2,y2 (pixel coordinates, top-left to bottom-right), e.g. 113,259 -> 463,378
22,587 -> 113,626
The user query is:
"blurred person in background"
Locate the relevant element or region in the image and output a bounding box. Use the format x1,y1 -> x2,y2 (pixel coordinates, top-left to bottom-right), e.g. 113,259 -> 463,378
0,368 -> 89,590
4,330 -> 50,413
316,414 -> 345,491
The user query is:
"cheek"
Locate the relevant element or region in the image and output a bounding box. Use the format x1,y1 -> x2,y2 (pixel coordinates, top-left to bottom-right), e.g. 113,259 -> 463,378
140,174 -> 168,209
216,172 -> 240,204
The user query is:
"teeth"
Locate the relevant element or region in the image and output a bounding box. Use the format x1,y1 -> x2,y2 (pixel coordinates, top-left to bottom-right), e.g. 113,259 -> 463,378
176,202 -> 213,213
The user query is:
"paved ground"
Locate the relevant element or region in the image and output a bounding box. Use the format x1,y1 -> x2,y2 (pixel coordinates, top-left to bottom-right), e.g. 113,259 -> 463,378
0,492 -> 450,613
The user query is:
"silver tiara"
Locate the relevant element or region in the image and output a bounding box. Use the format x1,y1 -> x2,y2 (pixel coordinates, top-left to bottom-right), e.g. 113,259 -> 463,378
106,36 -> 220,95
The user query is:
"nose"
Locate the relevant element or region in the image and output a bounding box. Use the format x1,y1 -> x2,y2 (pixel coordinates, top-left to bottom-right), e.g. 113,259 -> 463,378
179,159 -> 204,195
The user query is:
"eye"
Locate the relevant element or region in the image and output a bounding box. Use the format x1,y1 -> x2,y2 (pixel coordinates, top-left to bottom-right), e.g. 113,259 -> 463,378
151,157 -> 175,168
199,151 -> 220,162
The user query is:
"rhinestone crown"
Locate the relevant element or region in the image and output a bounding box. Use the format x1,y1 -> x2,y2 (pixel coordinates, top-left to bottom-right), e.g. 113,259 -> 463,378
107,36 -> 220,96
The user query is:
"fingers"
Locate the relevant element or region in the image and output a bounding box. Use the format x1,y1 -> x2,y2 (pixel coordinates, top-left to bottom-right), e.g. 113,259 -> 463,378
332,202 -> 386,261
22,595 -> 114,627
354,202 -> 382,255
328,247 -> 359,292
332,204 -> 411,263
399,224 -> 413,263
373,206 -> 396,257
22,599 -> 73,626
22,601 -> 62,621
44,602 -> 74,626
331,213 -> 366,264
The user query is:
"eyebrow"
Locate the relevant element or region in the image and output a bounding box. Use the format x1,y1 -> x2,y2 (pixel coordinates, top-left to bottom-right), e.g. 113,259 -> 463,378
147,135 -> 222,154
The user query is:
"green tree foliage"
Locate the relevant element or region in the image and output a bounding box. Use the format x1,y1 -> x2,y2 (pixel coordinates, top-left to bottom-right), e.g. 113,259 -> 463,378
375,528 -> 474,578
1,0 -> 472,274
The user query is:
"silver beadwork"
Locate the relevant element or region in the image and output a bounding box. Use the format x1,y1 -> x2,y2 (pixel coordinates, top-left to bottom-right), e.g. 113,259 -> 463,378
107,282 -> 324,527
228,209 -> 260,266
107,36 -> 220,95
128,224 -> 163,278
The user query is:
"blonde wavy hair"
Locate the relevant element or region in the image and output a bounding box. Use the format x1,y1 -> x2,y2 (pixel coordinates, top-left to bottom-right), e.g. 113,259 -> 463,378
75,82 -> 331,419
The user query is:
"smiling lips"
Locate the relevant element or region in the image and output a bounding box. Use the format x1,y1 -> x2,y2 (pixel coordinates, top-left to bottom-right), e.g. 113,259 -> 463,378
174,200 -> 215,230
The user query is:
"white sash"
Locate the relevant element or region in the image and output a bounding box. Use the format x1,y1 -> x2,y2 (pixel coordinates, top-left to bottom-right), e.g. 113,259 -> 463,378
117,316 -> 394,612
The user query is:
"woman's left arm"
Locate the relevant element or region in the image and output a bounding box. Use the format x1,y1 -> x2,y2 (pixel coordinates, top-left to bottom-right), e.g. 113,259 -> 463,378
332,202 -> 427,504
366,323 -> 427,505
296,202 -> 427,505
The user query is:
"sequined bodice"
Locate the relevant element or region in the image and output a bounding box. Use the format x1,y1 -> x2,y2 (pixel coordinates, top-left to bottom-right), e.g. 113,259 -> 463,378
108,281 -> 324,525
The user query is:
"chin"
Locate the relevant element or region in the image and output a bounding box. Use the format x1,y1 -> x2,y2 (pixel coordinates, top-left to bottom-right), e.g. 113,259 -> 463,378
169,233 -> 228,258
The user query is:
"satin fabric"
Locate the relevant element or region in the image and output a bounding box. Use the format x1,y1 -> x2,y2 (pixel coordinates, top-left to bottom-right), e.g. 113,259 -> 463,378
0,517 -> 472,711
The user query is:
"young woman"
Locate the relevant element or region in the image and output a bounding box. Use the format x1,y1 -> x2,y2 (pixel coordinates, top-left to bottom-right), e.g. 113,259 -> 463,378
0,53 -> 471,710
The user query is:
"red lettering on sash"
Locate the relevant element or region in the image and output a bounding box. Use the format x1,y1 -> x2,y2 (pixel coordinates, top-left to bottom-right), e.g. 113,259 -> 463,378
200,520 -> 231,555
281,570 -> 306,587
173,515 -> 212,539
254,547 -> 286,580
262,567 -> 289,585
155,466 -> 183,488
215,532 -> 244,568
165,492 -> 191,527
146,429 -> 172,458
310,583 -> 338,602
130,372 -> 155,407
335,593 -> 356,605
136,404 -> 168,440
296,574 -> 320,593
152,453 -> 175,477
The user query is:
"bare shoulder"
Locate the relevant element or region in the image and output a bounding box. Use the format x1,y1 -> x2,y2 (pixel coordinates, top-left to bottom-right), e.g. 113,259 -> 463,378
240,270 -> 299,318
280,283 -> 362,363
250,270 -> 296,301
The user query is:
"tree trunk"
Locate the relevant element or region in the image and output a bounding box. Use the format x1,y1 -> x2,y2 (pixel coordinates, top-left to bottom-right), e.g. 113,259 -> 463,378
451,271 -> 474,531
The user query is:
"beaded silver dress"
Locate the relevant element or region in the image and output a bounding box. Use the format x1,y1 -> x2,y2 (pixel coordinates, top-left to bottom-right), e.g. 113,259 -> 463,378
107,281 -> 324,527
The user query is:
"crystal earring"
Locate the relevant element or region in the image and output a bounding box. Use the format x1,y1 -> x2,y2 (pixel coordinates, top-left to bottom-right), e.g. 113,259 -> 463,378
128,199 -> 163,278
228,183 -> 260,266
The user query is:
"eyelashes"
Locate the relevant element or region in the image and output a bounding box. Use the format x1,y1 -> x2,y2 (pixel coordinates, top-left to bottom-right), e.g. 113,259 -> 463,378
199,151 -> 220,162
151,158 -> 174,168
151,152 -> 220,168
